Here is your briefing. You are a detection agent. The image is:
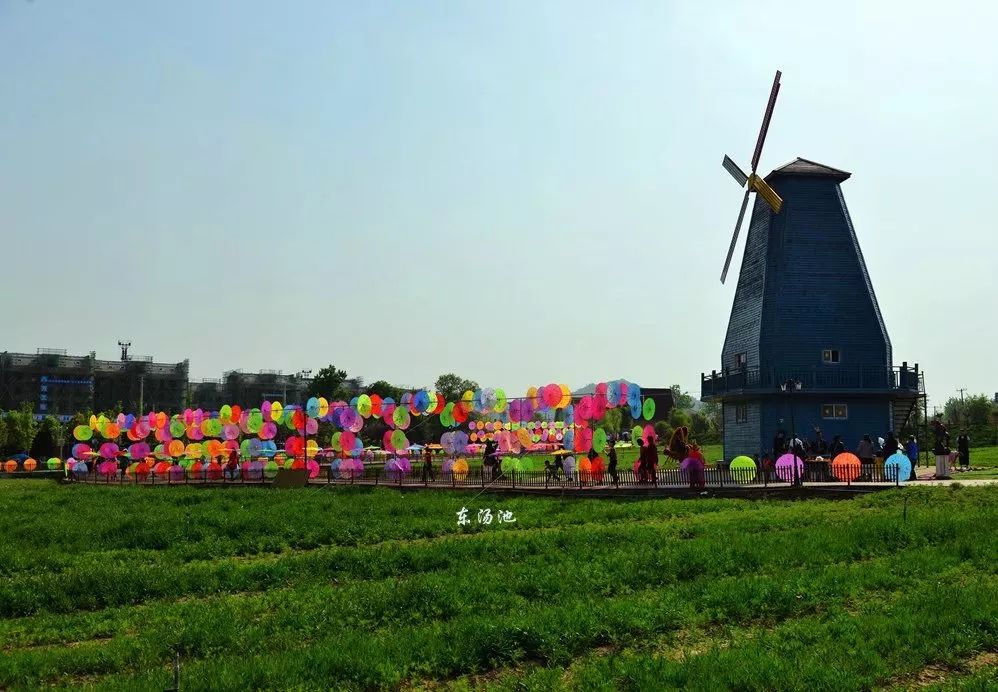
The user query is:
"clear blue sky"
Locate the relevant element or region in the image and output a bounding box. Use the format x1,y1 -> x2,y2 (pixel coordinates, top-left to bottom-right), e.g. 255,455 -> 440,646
1,1 -> 994,407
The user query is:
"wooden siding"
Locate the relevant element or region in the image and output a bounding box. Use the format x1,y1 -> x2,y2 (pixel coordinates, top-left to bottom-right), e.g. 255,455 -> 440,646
758,176 -> 890,371
837,185 -> 893,365
721,196 -> 772,371
760,396 -> 893,456
723,401 -> 761,458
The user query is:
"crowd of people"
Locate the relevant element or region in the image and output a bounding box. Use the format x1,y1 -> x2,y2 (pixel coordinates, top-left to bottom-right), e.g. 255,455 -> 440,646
474,436 -> 633,485
770,428 -> 918,465
475,434 -> 699,486
767,425 -> 974,479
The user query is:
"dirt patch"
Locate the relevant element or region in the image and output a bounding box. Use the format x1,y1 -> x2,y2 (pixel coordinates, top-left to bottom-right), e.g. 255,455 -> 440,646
4,635 -> 113,654
887,648 -> 997,689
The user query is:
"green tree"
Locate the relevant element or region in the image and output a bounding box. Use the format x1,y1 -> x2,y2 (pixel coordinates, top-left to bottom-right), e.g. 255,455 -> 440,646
670,385 -> 694,410
367,380 -> 405,401
68,409 -> 93,433
700,399 -> 720,423
435,373 -> 479,403
600,407 -> 623,435
0,414 -> 8,454
30,416 -> 65,459
307,365 -> 350,400
698,400 -> 722,442
943,393 -> 995,428
653,421 -> 672,443
689,410 -> 715,440
6,403 -> 39,454
669,407 -> 692,431
964,395 -> 994,427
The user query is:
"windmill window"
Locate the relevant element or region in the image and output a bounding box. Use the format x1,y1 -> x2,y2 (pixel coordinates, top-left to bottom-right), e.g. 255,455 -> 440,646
822,349 -> 841,364
735,352 -> 748,367
822,404 -> 848,420
735,404 -> 748,423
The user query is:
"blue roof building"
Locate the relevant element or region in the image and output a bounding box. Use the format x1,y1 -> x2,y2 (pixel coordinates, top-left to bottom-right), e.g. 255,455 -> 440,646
702,158 -> 924,459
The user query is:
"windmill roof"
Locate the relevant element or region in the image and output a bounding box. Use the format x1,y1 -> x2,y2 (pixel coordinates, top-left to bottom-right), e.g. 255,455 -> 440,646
765,158 -> 851,182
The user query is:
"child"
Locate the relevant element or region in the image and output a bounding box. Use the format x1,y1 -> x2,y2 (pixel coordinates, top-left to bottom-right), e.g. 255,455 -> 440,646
905,436 -> 919,467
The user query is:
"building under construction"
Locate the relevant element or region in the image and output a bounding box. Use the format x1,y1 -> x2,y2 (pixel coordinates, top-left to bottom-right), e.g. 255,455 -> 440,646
0,348 -> 189,419
188,370 -> 314,411
0,343 -> 327,418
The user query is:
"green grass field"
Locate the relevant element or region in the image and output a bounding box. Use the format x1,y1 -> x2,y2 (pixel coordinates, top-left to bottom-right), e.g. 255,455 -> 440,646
0,480 -> 995,690
915,445 -> 998,480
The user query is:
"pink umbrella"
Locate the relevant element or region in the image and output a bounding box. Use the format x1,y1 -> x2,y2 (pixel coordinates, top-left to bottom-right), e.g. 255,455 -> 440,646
775,453 -> 804,483
680,456 -> 706,488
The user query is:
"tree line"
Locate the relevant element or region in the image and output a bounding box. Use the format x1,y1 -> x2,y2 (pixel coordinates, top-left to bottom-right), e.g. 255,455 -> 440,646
0,403 -> 65,459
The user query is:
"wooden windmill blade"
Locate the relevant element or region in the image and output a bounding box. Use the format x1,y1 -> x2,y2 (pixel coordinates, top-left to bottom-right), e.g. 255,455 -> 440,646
722,155 -> 749,187
749,174 -> 784,214
720,188 -> 752,284
719,69 -> 784,284
750,71 -> 781,173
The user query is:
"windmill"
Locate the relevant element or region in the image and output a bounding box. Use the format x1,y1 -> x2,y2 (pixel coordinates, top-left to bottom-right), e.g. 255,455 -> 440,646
702,70 -> 925,466
719,70 -> 785,284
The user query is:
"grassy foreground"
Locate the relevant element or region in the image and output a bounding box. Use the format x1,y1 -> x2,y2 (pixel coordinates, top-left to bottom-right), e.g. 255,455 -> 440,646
0,481 -> 995,690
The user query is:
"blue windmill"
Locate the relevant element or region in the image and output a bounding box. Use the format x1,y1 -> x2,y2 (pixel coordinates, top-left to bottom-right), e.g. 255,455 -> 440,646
703,71 -> 925,463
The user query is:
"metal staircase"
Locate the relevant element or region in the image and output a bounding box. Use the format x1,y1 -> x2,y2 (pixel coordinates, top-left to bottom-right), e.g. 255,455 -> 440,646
895,371 -> 927,437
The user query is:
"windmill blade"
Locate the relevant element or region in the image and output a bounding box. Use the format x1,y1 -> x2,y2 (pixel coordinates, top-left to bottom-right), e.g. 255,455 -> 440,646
722,155 -> 748,187
750,70 -> 782,172
720,188 -> 752,284
750,174 -> 784,214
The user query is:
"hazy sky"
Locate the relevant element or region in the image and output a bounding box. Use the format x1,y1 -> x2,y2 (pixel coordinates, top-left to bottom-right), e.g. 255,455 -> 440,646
2,1 -> 995,406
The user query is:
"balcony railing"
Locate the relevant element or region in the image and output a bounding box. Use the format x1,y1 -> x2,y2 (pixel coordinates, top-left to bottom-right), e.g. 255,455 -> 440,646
701,364 -> 920,399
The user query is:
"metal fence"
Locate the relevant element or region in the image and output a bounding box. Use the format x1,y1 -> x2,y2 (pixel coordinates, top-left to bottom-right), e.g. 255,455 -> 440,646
63,460 -> 909,489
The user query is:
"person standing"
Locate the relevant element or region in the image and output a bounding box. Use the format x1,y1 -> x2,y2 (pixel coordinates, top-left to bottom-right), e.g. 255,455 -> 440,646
226,449 -> 240,480
787,436 -> 807,481
883,431 -> 900,458
490,440 -> 502,481
482,439 -> 495,481
636,438 -> 648,483
879,431 -> 899,478
646,437 -> 659,484
773,430 -> 787,459
607,438 -> 619,486
813,429 -> 828,456
688,443 -> 706,489
550,454 -> 562,480
790,436 -> 805,459
905,435 -> 920,481
856,435 -> 875,480
906,436 -> 919,466
422,446 -> 435,482
957,431 -> 971,469
829,435 -> 846,457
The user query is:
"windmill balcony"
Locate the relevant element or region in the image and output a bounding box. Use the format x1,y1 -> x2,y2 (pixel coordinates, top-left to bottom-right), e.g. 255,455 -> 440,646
701,364 -> 920,401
